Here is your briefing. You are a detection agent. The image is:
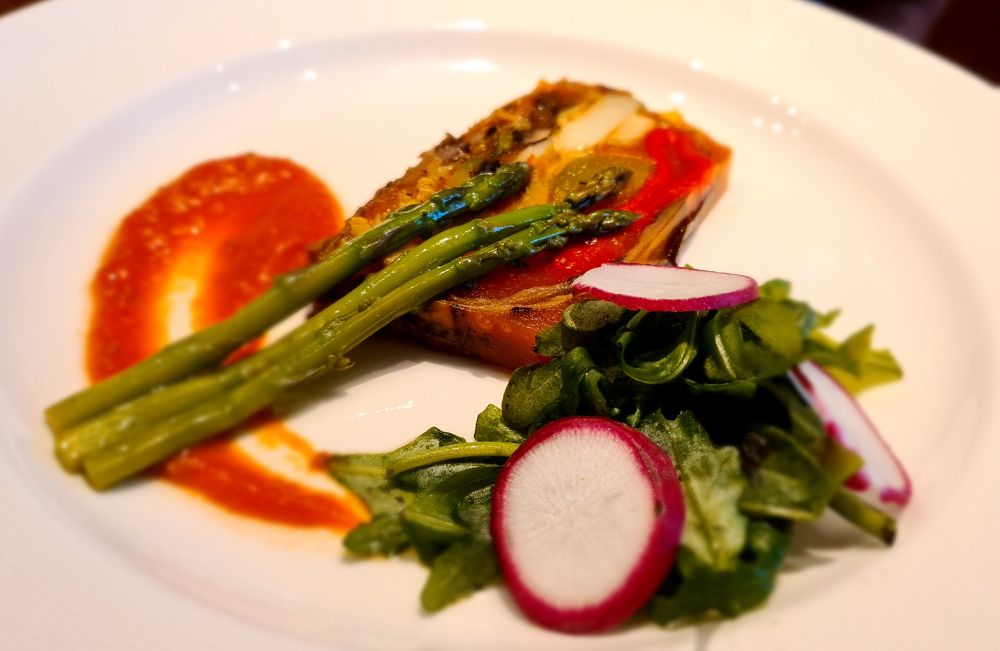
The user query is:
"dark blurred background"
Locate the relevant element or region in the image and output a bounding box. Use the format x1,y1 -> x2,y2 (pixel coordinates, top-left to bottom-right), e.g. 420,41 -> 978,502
820,0 -> 998,81
0,0 -> 996,83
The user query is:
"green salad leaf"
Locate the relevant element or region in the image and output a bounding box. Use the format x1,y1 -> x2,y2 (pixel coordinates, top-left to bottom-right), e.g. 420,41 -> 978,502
758,278 -> 838,337
473,404 -> 526,444
421,540 -> 499,612
639,411 -> 747,571
534,299 -> 626,357
703,299 -> 804,382
739,425 -> 838,521
401,465 -> 501,542
344,513 -> 410,557
617,312 -> 700,384
501,361 -> 563,431
330,428 -> 511,611
329,280 -> 901,624
807,325 -> 903,394
648,520 -> 789,625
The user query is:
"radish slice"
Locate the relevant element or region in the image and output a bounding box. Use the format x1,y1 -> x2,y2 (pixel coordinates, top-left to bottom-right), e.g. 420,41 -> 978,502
789,360 -> 912,510
492,416 -> 684,633
572,263 -> 759,312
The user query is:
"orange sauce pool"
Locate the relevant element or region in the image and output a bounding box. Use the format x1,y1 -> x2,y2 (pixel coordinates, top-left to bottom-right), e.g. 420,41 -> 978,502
86,153 -> 366,531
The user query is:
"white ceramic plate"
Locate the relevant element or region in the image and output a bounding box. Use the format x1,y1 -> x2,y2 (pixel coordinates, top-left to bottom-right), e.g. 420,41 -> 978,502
1,1 -> 998,649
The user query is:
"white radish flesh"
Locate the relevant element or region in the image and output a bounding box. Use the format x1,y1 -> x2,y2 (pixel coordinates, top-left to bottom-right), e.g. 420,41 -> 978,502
572,263 -> 759,312
789,360 -> 912,511
492,416 -> 684,633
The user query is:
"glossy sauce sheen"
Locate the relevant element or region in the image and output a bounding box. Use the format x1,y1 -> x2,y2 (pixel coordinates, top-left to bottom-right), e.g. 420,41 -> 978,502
86,154 -> 365,530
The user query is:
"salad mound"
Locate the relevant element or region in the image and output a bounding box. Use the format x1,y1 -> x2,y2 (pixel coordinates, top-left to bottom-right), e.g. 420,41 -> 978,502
329,279 -> 903,629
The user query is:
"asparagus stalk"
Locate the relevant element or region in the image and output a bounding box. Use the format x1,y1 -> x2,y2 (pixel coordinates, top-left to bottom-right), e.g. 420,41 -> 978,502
54,206 -> 549,471
44,163 -> 531,433
82,209 -> 638,489
54,167 -> 630,471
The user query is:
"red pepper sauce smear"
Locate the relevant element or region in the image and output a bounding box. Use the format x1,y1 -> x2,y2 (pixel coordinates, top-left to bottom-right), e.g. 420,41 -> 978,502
165,421 -> 366,530
86,154 -> 365,530
470,128 -> 714,298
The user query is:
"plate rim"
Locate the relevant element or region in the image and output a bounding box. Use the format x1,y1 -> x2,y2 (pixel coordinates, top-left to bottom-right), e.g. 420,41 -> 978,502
1,1 -> 998,649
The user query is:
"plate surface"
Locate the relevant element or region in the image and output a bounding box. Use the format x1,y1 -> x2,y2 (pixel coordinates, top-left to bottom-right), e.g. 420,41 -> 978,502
1,1 -> 998,649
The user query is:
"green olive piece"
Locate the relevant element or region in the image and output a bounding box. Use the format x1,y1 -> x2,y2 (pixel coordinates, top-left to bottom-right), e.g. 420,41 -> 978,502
552,154 -> 653,205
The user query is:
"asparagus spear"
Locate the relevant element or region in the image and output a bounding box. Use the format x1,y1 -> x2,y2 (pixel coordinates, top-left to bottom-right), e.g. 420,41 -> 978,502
44,163 -> 531,433
53,205 -> 551,471
82,208 -> 638,489
54,167 -> 631,471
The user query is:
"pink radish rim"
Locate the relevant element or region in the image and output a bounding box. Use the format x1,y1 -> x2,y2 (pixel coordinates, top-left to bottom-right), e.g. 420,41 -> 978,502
572,263 -> 759,312
492,416 -> 685,633
790,361 -> 912,507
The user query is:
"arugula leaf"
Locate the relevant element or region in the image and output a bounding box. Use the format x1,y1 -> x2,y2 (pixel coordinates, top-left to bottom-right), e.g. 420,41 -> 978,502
759,279 -> 839,338
533,326 -> 572,359
703,299 -> 804,382
534,323 -> 573,359
500,348 -> 610,431
501,360 -> 563,431
344,513 -> 410,557
559,346 -> 610,416
388,428 -> 468,462
562,299 -> 627,334
757,380 -> 827,455
402,466 -> 501,542
420,540 -> 499,612
757,278 -> 791,301
739,425 -> 837,521
806,325 -> 903,394
683,378 -> 757,398
405,524 -> 450,566
751,379 -> 864,496
534,299 -> 626,357
821,437 -> 865,487
639,411 -> 747,571
457,485 -> 494,543
617,311 -> 700,385
745,281 -> 899,393
648,520 -> 789,625
394,461 -> 499,492
329,427 -> 465,515
332,430 -> 502,560
473,404 -> 526,443
328,459 -> 413,518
